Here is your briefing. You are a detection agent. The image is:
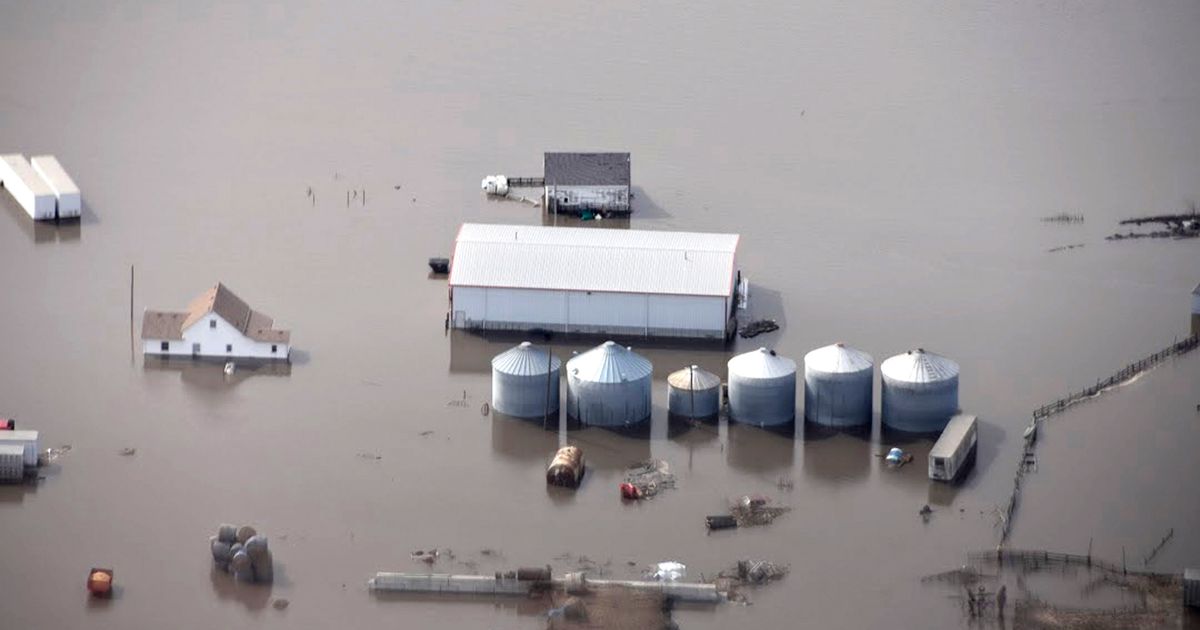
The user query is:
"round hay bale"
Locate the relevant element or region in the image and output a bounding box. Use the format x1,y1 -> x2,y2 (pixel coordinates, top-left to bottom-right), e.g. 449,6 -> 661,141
235,525 -> 257,544
252,550 -> 274,583
231,550 -> 254,582
217,524 -> 237,544
244,535 -> 269,559
211,538 -> 233,563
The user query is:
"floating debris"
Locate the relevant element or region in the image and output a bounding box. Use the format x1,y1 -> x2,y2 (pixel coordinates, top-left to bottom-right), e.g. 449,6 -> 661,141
739,319 -> 779,338
428,257 -> 449,274
118,447 -> 136,457
728,495 -> 791,528
272,598 -> 289,610
1047,243 -> 1085,253
1040,213 -> 1084,223
619,459 -> 675,500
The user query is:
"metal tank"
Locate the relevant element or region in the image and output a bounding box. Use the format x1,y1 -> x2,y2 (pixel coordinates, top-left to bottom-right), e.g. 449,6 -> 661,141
566,341 -> 653,427
803,343 -> 874,428
727,347 -> 797,426
491,342 -> 561,420
667,365 -> 721,420
880,348 -> 960,433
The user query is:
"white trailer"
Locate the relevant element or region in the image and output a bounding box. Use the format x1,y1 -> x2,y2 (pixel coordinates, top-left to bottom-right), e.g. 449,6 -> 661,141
31,155 -> 81,218
928,414 -> 977,482
0,154 -> 56,220
0,430 -> 40,467
0,444 -> 24,481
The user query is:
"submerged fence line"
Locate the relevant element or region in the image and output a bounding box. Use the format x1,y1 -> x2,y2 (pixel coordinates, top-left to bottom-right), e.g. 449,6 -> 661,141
1032,335 -> 1199,420
998,334 -> 1199,544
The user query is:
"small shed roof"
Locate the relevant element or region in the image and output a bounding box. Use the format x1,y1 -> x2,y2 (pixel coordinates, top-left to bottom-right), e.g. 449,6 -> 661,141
449,223 -> 739,297
544,152 -> 630,186
141,283 -> 290,342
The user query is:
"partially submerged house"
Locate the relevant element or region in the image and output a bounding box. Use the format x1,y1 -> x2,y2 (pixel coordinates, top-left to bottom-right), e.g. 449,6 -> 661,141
142,283 -> 291,360
448,223 -> 741,340
544,152 -> 631,215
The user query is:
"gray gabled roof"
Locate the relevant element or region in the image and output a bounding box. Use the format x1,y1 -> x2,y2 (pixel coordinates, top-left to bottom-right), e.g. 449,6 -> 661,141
544,152 -> 630,186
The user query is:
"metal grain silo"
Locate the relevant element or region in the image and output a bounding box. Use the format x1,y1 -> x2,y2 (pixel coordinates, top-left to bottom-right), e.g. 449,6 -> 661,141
803,343 -> 874,428
880,348 -> 959,433
491,342 -> 561,420
667,365 -> 721,420
566,341 -> 653,427
727,347 -> 796,426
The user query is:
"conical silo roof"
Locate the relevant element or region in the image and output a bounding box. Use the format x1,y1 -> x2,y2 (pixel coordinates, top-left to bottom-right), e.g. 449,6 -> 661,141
492,341 -> 561,376
567,341 -> 652,383
804,343 -> 873,374
728,347 -> 796,379
880,348 -> 958,383
667,365 -> 721,390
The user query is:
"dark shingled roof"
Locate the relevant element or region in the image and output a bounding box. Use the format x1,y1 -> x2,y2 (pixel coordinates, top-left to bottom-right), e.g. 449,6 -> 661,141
141,283 -> 290,343
544,152 -> 630,186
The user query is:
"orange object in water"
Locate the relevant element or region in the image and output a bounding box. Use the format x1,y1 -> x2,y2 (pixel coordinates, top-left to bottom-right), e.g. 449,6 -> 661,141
87,568 -> 113,597
619,483 -> 641,500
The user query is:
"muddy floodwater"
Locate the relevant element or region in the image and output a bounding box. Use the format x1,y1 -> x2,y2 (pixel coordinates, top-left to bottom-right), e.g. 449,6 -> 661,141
1,2 -> 1199,629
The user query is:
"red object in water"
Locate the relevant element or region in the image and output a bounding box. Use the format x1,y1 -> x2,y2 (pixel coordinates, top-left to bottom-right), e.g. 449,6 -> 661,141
619,483 -> 641,500
0,419 -> 13,430
87,568 -> 113,598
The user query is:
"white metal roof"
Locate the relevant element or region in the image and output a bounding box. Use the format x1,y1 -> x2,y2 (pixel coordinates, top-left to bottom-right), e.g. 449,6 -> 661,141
31,155 -> 80,197
880,349 -> 959,383
930,414 -> 977,459
0,154 -> 54,196
728,347 -> 797,379
492,341 -> 561,376
804,343 -> 874,375
566,341 -> 653,383
449,223 -> 739,297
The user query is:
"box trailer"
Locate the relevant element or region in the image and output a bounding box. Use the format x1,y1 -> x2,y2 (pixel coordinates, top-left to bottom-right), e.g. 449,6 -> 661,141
0,154 -> 56,220
928,414 -> 977,482
31,155 -> 81,218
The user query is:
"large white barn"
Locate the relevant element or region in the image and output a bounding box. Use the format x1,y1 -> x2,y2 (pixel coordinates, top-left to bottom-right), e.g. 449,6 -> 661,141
142,283 -> 291,360
448,223 -> 740,340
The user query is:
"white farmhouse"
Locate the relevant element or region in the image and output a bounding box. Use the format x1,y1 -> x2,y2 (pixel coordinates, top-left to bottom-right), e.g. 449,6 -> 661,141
448,223 -> 741,340
142,283 -> 291,360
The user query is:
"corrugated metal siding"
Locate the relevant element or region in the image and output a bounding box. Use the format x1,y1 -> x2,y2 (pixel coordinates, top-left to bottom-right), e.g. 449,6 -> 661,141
451,286 -> 727,338
449,224 -> 738,297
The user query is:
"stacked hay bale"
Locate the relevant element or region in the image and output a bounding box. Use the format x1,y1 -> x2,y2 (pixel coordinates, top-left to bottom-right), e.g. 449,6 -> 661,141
211,524 -> 273,583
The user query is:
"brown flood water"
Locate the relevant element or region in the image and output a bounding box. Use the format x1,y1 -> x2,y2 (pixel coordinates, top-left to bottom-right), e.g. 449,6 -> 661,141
1,2 -> 1198,628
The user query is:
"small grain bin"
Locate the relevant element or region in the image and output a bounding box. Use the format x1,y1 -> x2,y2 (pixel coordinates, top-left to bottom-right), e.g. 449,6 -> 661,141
727,347 -> 797,426
803,343 -> 874,428
492,342 -> 561,420
566,341 -> 652,427
880,348 -> 960,433
667,366 -> 721,420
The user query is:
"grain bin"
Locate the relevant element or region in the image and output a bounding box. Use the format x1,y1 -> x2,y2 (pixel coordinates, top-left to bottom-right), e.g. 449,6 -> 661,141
727,347 -> 796,426
880,348 -> 959,433
492,342 -> 561,420
566,341 -> 652,427
803,343 -> 874,428
667,366 -> 721,420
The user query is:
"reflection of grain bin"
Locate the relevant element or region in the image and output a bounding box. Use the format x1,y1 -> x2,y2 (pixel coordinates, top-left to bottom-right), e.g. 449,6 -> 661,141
880,349 -> 959,434
492,342 -> 561,420
803,343 -> 873,428
566,341 -> 652,427
727,348 -> 796,426
667,366 -> 721,420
